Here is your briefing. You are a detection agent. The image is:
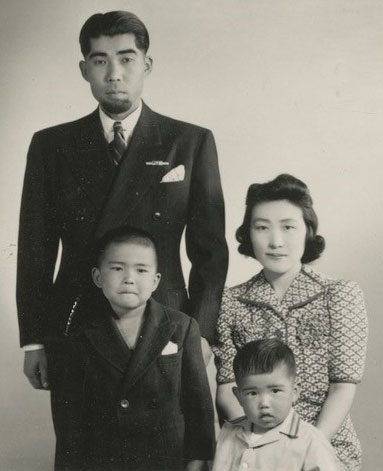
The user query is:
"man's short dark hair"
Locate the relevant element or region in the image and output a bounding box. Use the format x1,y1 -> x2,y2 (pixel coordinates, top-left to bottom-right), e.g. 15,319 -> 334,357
93,226 -> 158,269
79,11 -> 150,57
233,339 -> 296,384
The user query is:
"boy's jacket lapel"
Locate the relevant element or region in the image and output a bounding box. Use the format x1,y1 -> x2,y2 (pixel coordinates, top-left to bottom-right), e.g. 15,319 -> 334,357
82,304 -> 132,374
82,299 -> 176,388
122,299 -> 176,391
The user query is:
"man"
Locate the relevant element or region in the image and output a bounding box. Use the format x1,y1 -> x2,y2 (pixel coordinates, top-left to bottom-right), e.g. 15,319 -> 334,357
17,11 -> 228,390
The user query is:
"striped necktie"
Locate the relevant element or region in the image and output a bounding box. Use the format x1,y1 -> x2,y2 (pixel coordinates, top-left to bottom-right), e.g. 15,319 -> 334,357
109,121 -> 127,165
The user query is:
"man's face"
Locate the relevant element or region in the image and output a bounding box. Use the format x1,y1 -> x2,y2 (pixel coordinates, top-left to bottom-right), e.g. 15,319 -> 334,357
80,34 -> 152,119
233,363 -> 298,433
92,241 -> 161,317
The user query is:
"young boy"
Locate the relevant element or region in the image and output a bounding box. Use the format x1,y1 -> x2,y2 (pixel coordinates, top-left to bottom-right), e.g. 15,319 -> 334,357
48,226 -> 215,471
212,339 -> 343,471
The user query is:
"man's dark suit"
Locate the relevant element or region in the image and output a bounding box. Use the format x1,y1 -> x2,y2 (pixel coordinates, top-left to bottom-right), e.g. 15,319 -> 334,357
17,103 -> 228,346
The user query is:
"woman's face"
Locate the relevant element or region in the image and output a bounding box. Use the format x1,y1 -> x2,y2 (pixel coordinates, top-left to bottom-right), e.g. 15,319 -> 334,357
250,200 -> 307,277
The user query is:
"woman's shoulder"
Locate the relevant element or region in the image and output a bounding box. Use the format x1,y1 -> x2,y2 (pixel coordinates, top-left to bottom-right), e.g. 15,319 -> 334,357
302,265 -> 364,297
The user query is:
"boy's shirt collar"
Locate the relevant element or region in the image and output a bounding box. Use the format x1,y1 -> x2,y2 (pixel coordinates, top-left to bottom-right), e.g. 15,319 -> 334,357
228,409 -> 301,448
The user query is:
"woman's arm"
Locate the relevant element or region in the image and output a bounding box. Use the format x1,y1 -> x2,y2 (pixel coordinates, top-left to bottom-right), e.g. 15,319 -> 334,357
316,382 -> 357,440
321,280 -> 368,439
216,382 -> 244,421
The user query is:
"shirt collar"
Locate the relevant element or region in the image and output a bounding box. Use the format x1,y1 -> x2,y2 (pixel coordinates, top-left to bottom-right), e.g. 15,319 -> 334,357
229,409 -> 301,448
99,100 -> 142,143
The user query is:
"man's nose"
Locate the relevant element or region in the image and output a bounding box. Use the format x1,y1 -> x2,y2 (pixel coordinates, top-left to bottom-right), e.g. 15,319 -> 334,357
106,61 -> 122,81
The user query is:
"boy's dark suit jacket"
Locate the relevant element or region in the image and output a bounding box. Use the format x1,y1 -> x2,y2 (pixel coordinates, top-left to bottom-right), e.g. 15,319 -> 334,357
48,298 -> 215,471
17,102 -> 228,346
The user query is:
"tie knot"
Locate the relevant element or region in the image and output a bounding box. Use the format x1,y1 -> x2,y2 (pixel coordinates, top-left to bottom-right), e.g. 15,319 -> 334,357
109,121 -> 127,165
113,121 -> 124,134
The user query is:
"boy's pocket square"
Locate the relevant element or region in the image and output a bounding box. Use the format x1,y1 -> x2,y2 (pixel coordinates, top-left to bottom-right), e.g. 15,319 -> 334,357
160,164 -> 185,183
161,341 -> 178,355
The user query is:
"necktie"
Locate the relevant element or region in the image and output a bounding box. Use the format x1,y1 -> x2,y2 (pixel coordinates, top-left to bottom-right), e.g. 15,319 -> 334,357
109,121 -> 127,165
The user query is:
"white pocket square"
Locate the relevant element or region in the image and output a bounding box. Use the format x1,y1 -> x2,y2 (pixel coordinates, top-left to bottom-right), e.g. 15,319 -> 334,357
160,165 -> 185,183
161,341 -> 178,355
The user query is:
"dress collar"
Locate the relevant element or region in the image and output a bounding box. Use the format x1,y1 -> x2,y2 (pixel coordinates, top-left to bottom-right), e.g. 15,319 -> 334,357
236,265 -> 327,311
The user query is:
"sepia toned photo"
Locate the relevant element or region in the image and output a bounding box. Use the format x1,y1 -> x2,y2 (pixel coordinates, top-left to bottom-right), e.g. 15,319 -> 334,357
0,1 -> 381,470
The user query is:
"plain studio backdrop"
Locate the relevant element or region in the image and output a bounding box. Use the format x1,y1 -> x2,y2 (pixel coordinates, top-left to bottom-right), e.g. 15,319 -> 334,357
1,0 -> 382,469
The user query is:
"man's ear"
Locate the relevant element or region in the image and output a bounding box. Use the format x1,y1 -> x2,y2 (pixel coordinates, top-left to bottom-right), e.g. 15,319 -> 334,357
92,267 -> 102,288
144,55 -> 153,75
79,60 -> 89,82
232,386 -> 243,407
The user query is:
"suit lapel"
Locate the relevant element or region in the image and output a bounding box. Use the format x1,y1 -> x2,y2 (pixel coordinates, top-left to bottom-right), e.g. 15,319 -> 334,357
66,109 -> 115,211
122,298 -> 176,391
82,306 -> 132,374
94,103 -> 168,238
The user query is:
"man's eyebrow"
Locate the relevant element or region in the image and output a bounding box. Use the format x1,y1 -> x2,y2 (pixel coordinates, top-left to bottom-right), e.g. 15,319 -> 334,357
88,52 -> 107,59
88,49 -> 138,59
117,49 -> 138,55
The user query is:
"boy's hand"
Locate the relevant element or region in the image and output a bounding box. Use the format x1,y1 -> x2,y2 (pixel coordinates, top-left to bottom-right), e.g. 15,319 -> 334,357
24,349 -> 49,390
184,460 -> 209,471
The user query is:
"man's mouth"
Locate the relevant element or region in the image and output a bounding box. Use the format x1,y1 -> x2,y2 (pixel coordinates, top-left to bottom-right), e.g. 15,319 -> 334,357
107,90 -> 127,95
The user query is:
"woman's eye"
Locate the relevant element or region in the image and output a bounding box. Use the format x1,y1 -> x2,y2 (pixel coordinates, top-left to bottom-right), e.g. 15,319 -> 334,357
255,225 -> 267,231
272,389 -> 282,394
284,225 -> 295,230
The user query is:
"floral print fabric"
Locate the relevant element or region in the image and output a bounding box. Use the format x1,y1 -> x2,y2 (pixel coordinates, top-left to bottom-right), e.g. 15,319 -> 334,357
213,266 -> 368,471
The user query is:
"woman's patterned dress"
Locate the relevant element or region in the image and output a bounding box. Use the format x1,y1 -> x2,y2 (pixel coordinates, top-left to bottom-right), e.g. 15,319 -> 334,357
213,265 -> 368,471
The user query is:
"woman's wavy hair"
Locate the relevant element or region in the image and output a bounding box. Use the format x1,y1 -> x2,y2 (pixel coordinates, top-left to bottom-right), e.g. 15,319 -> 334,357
236,174 -> 325,263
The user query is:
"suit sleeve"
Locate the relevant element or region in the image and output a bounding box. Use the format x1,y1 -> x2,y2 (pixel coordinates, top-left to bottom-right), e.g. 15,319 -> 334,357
185,129 -> 228,343
181,317 -> 215,460
17,132 -> 60,346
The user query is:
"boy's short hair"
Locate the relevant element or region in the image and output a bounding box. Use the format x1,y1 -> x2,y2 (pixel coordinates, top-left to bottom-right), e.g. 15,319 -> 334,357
79,11 -> 150,57
93,226 -> 158,268
233,339 -> 296,384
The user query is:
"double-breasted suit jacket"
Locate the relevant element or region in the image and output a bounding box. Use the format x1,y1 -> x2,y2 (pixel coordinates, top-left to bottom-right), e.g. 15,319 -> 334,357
17,103 -> 228,345
48,298 -> 215,471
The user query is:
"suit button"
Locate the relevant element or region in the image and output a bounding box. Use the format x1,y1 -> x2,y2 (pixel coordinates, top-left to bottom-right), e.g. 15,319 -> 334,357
149,398 -> 159,409
153,212 -> 161,220
120,399 -> 129,409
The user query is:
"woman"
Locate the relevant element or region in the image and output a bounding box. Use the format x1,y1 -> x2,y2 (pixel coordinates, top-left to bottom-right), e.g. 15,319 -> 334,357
213,174 -> 368,471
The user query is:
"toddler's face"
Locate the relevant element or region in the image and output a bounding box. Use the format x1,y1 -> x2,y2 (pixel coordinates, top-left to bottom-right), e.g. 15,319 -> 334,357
234,363 -> 298,433
92,241 -> 161,316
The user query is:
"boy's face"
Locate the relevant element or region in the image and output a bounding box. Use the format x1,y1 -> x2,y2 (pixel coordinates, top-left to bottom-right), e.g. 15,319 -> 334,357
92,241 -> 161,316
233,363 -> 298,433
